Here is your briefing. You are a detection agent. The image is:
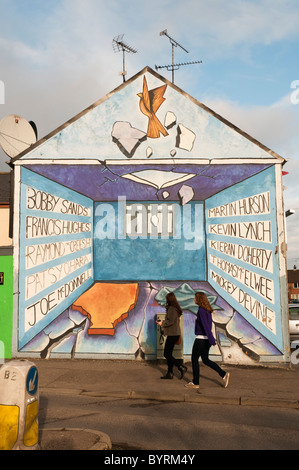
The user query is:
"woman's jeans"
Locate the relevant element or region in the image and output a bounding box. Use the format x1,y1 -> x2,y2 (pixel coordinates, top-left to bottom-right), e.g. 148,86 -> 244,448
192,338 -> 225,385
164,335 -> 182,372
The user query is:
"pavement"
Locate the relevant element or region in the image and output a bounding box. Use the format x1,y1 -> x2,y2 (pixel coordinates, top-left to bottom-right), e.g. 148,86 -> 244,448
8,358 -> 299,450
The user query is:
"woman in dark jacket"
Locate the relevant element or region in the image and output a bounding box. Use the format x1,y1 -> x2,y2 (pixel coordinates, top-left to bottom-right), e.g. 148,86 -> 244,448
156,292 -> 187,380
185,292 -> 230,389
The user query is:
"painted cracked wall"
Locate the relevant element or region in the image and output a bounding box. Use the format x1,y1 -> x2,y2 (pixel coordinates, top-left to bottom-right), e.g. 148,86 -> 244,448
17,166 -> 285,363
94,201 -> 205,281
14,68 -> 288,363
17,167 -> 94,350
206,167 -> 285,357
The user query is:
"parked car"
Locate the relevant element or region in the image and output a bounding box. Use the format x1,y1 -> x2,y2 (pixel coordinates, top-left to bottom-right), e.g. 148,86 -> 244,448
289,304 -> 299,349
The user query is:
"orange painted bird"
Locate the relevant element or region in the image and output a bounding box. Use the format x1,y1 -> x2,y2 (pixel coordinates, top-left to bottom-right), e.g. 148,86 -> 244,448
137,76 -> 168,138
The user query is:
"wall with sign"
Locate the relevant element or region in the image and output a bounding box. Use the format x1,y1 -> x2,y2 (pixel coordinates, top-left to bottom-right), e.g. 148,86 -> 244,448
12,67 -> 289,363
94,201 -> 205,281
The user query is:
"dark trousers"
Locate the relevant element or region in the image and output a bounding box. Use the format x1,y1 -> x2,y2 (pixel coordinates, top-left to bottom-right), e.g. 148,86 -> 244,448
192,338 -> 226,385
164,335 -> 182,372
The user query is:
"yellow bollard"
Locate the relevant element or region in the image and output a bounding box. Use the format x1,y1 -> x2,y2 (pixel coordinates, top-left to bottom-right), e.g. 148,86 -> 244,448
0,360 -> 39,450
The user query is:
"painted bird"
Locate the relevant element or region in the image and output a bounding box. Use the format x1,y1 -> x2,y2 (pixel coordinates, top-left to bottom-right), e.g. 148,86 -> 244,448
137,76 -> 168,138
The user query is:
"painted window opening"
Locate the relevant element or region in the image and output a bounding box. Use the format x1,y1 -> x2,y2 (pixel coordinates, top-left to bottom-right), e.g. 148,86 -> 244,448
125,203 -> 175,238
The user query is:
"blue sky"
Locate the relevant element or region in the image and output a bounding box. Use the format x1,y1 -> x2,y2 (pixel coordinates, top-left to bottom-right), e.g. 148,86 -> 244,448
0,0 -> 298,266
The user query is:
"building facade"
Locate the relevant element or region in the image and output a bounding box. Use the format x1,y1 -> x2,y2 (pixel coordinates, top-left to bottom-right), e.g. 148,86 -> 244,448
0,172 -> 13,359
288,269 -> 299,302
10,67 -> 290,364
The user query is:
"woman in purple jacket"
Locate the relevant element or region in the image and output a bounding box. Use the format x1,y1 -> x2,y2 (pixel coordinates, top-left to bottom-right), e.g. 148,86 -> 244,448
185,292 -> 230,389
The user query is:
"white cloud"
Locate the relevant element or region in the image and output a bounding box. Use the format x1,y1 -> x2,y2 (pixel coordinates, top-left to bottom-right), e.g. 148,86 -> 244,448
145,0 -> 299,58
0,37 -> 41,63
202,92 -> 299,160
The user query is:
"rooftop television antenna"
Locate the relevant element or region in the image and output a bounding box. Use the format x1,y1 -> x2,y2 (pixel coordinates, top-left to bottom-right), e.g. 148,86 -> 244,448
0,115 -> 37,159
112,34 -> 137,83
155,29 -> 202,84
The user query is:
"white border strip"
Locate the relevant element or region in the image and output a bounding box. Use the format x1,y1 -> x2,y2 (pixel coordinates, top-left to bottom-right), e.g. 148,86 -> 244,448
14,158 -> 279,166
13,159 -> 103,166
12,165 -> 21,356
275,164 -> 290,360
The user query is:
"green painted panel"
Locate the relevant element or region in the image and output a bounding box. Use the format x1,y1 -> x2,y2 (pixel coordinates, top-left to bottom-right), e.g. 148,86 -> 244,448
0,256 -> 13,359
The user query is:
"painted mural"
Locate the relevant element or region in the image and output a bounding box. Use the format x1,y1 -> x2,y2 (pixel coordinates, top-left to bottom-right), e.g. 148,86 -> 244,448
12,67 -> 289,364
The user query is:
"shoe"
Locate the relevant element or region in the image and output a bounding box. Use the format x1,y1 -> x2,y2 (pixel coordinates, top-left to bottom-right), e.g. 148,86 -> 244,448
178,365 -> 187,380
223,372 -> 230,388
160,372 -> 173,380
184,382 -> 199,389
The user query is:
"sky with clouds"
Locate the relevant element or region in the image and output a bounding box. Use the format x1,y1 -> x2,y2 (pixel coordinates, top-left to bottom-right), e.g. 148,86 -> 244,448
0,0 -> 298,267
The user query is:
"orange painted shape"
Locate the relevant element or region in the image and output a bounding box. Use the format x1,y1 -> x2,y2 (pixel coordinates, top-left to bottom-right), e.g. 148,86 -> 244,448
72,283 -> 139,335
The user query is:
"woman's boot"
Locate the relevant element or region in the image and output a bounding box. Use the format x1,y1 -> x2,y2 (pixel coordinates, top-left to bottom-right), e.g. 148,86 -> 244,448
178,363 -> 187,379
160,371 -> 174,379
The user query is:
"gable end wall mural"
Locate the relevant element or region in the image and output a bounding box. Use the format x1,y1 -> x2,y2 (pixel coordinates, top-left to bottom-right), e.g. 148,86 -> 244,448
12,69 -> 289,364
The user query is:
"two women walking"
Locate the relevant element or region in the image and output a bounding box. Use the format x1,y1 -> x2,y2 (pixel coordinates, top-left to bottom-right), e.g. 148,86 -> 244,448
157,291 -> 230,389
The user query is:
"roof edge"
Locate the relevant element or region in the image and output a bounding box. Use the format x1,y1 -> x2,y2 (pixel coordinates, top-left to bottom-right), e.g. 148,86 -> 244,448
148,67 -> 286,163
11,67 -> 151,163
11,66 -> 286,164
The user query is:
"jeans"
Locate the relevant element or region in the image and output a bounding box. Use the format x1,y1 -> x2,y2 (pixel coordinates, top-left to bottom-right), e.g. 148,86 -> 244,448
192,338 -> 226,385
164,335 -> 182,372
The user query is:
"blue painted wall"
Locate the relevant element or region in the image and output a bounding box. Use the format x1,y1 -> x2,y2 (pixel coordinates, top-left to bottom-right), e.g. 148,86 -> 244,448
18,167 -> 94,349
206,167 -> 283,350
13,69 -> 287,362
94,201 -> 206,280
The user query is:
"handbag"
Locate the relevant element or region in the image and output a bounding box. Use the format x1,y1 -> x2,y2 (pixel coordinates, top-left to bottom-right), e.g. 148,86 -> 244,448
159,325 -> 165,345
175,335 -> 181,345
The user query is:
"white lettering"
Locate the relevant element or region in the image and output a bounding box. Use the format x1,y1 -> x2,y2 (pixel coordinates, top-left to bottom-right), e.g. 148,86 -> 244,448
148,455 -> 195,465
208,192 -> 270,218
209,240 -> 273,273
210,269 -> 276,333
25,238 -> 92,269
25,269 -> 92,331
104,455 -> 139,467
209,254 -> 274,303
208,221 -> 272,243
26,187 -> 90,216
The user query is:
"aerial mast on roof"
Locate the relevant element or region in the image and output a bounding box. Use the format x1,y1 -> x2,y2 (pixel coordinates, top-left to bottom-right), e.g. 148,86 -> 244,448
112,34 -> 137,83
155,29 -> 202,84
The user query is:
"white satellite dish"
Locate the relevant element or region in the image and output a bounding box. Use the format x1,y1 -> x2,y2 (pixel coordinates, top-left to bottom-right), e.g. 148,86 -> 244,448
0,114 -> 37,158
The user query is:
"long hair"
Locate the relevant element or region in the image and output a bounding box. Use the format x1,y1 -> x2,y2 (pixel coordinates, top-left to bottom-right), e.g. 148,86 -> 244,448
195,292 -> 213,312
165,292 -> 183,316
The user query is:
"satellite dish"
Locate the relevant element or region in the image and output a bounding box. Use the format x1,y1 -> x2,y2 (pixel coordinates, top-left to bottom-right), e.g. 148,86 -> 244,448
29,121 -> 38,140
0,115 -> 37,158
